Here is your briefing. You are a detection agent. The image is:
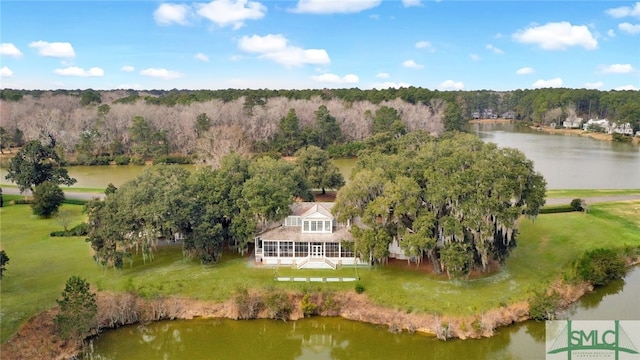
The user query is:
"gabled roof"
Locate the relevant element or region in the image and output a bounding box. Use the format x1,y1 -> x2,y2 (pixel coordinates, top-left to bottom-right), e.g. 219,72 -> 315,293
299,203 -> 334,220
290,202 -> 335,219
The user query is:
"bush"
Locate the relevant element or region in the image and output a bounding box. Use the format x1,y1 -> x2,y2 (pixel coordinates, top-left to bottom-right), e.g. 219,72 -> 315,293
577,248 -> 626,286
13,199 -> 33,205
62,198 -> 88,206
153,155 -> 193,164
233,286 -> 262,320
264,289 -> 292,321
539,205 -> 575,214
50,222 -> 89,237
612,133 -> 632,143
113,155 -> 131,165
301,292 -> 317,317
528,290 -> 561,321
355,282 -> 365,294
570,198 -> 585,211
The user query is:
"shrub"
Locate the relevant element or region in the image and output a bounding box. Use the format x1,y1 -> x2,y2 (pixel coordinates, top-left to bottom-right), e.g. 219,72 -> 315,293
264,289 -> 292,321
577,248 -> 626,286
55,276 -> 97,340
153,155 -> 193,164
233,286 -> 262,320
13,199 -> 33,205
50,222 -> 89,237
301,292 -> 317,317
113,155 -> 131,165
570,198 -> 585,211
528,290 -> 561,321
62,198 -> 87,206
355,282 -> 365,294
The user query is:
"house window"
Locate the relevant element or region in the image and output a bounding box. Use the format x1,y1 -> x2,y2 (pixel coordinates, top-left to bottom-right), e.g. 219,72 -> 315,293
325,243 -> 339,257
264,241 -> 277,257
285,216 -> 301,227
302,220 -> 333,233
341,242 -> 354,258
280,241 -> 293,257
295,242 -> 309,257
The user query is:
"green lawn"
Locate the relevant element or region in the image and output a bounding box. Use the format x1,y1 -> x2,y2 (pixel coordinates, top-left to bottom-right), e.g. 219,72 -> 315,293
1,200 -> 639,343
545,189 -> 640,198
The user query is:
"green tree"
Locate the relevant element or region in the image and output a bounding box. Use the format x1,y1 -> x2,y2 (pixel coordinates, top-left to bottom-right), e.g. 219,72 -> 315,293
5,139 -> 77,193
0,250 -> 9,279
31,181 -> 65,217
55,276 -> 97,341
79,89 -> 102,106
0,127 -> 13,153
313,105 -> 343,148
294,146 -> 345,194
195,113 -> 212,138
277,109 -> 303,156
334,132 -> 546,274
370,106 -> 406,135
443,102 -> 465,132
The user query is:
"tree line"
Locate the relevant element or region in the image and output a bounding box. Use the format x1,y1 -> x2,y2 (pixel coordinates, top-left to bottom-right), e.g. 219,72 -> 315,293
2,87 -> 637,167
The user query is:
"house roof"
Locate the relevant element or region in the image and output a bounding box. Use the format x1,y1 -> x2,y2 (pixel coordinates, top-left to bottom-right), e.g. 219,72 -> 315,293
290,202 -> 335,219
257,224 -> 353,243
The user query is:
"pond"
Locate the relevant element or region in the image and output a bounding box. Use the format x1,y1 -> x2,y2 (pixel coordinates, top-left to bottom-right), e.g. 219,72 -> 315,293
85,266 -> 640,360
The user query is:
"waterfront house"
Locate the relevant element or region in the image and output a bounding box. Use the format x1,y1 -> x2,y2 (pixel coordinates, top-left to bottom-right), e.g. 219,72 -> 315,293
254,202 -> 365,269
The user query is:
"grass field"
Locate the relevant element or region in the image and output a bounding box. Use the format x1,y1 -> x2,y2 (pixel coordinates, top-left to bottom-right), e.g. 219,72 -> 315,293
545,189 -> 640,198
1,200 -> 639,343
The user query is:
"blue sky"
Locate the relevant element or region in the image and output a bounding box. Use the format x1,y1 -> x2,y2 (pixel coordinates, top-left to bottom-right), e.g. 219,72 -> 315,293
1,0 -> 639,91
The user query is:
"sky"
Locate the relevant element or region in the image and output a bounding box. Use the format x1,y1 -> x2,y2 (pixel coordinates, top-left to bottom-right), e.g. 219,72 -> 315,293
0,0 -> 639,91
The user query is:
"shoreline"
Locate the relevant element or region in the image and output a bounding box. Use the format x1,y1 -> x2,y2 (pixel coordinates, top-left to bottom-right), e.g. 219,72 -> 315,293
531,125 -> 640,145
4,262 -> 638,360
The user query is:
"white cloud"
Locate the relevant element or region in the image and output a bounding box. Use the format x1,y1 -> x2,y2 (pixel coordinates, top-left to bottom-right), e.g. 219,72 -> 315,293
402,59 -> 423,69
583,81 -> 603,89
402,0 -> 422,7
54,66 -> 104,77
196,0 -> 266,29
376,72 -> 390,79
605,2 -> 640,18
600,63 -> 634,74
291,0 -> 381,14
311,73 -> 359,84
485,44 -> 504,54
239,34 -> 288,53
154,3 -> 191,25
238,34 -> 330,67
513,22 -> 598,50
439,80 -> 464,90
494,33 -> 503,39
0,43 -> 23,58
614,84 -> 639,90
121,65 -> 135,72
619,22 -> 640,34
607,29 -> 616,37
140,67 -> 182,80
194,53 -> 210,62
29,41 -> 75,58
516,67 -> 534,75
469,53 -> 481,61
371,81 -> 412,89
415,40 -> 435,52
1,66 -> 13,77
532,78 -> 563,88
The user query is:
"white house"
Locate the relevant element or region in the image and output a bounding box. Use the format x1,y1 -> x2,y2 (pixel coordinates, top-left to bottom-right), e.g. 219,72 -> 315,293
563,116 -> 583,129
613,122 -> 634,136
254,202 -> 366,269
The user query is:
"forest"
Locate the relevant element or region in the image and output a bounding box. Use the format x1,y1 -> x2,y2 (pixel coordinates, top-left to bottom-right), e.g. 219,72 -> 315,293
1,87 -> 639,165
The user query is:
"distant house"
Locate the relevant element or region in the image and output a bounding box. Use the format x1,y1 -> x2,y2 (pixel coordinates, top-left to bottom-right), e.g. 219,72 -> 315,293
613,122 -> 634,136
563,116 -> 583,129
472,111 -> 480,119
254,202 -> 365,269
501,111 -> 515,120
583,118 -> 611,133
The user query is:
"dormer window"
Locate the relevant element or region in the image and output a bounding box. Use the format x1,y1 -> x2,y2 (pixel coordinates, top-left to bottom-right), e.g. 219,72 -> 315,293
303,219 -> 332,233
